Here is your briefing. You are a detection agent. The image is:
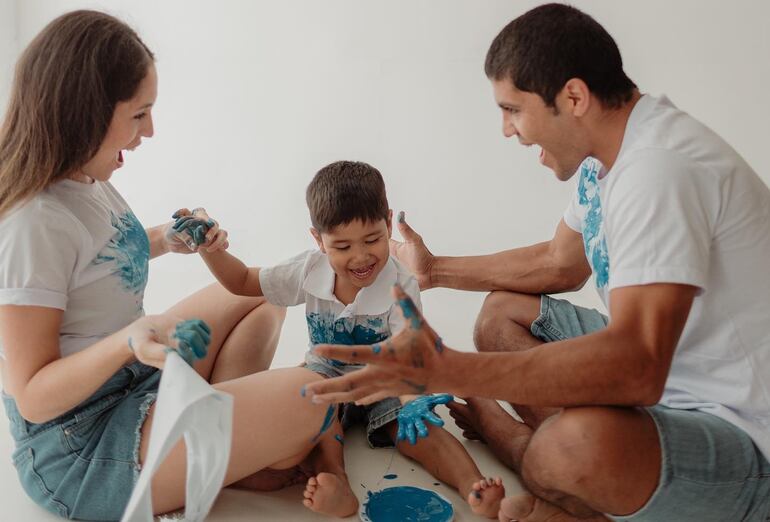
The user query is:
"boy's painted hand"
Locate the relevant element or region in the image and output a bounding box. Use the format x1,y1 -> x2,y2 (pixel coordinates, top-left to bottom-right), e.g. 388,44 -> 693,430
125,315 -> 211,369
396,394 -> 454,445
164,207 -> 229,253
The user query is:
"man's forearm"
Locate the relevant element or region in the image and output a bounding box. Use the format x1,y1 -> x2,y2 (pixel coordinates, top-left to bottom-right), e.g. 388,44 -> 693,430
431,241 -> 586,294
442,329 -> 663,407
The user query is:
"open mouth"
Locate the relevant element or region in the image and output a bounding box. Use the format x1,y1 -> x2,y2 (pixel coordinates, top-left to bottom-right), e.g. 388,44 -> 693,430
117,150 -> 124,167
350,263 -> 376,280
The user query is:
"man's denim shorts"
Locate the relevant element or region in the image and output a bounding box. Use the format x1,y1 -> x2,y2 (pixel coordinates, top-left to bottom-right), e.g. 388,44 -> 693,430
533,295 -> 770,522
305,352 -> 401,448
2,361 -> 159,521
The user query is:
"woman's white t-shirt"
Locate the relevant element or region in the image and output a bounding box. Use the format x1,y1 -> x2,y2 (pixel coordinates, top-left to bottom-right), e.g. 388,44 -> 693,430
0,179 -> 149,358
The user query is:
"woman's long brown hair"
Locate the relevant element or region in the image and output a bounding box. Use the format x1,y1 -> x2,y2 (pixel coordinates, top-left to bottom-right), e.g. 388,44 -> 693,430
0,10 -> 154,217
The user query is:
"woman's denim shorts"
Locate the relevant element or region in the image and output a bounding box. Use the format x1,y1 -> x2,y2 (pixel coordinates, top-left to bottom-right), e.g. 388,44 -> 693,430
2,361 -> 159,521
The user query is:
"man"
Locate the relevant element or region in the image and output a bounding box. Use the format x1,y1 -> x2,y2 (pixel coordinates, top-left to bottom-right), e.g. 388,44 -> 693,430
305,3 -> 770,521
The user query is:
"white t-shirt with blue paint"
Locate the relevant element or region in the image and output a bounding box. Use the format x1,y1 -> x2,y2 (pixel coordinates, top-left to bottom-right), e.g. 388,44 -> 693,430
259,250 -> 422,365
0,179 -> 149,359
563,94 -> 770,460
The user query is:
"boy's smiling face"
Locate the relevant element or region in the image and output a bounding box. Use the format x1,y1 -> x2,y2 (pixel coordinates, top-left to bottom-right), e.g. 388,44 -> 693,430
311,213 -> 392,299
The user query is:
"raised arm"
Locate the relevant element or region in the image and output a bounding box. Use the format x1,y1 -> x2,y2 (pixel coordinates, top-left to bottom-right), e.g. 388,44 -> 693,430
199,249 -> 264,297
392,212 -> 590,294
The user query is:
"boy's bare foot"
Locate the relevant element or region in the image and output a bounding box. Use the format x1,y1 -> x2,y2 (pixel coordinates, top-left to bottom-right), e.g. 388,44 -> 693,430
467,476 -> 505,519
499,493 -> 610,521
448,397 -> 526,442
302,472 -> 359,517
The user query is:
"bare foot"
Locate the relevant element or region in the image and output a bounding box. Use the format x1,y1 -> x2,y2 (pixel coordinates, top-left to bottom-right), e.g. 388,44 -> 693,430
448,397 -> 529,442
467,476 -> 505,519
302,472 -> 359,517
499,493 -> 609,521
230,466 -> 309,491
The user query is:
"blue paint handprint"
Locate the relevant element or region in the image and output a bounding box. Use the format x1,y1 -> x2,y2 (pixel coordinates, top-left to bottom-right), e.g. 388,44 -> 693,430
396,394 -> 454,445
172,209 -> 214,248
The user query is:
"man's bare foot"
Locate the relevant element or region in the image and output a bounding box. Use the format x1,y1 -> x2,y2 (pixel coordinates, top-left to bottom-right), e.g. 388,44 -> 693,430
302,472 -> 359,517
230,466 -> 309,491
448,397 -> 529,442
466,476 -> 505,519
499,493 -> 609,522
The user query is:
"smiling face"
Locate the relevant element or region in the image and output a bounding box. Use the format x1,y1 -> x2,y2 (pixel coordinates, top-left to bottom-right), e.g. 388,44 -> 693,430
492,78 -> 589,181
312,215 -> 393,301
77,64 -> 158,182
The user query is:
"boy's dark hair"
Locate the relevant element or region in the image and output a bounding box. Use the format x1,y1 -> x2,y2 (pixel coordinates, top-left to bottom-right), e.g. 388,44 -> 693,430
306,161 -> 389,232
485,3 -> 636,110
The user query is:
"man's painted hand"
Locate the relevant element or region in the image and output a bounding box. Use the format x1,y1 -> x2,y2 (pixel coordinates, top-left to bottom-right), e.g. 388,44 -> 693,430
389,211 -> 435,290
303,284 -> 454,405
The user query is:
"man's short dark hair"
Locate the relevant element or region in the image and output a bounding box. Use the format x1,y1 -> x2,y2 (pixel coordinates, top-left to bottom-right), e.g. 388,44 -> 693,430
306,161 -> 389,232
485,3 -> 636,109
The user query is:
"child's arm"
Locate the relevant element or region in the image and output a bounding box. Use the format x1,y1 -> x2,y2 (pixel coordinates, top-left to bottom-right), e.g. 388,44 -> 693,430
199,249 -> 264,297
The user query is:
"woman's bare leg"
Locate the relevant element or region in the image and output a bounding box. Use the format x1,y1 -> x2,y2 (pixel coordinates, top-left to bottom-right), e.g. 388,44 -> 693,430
163,282 -> 286,383
138,367 -> 334,515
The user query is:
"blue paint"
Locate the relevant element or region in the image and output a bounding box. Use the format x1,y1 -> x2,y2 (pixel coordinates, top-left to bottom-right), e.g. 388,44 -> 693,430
397,211 -> 406,224
397,296 -> 422,329
313,404 -> 336,442
94,211 -> 149,295
300,385 -> 307,397
306,312 -> 389,366
434,337 -> 443,353
335,434 -> 344,445
577,159 -> 609,289
127,337 -> 135,352
397,394 -> 453,445
363,486 -> 453,522
170,319 -> 211,366
172,215 -> 211,246
433,482 -> 441,486
383,474 -> 398,480
372,344 -> 382,355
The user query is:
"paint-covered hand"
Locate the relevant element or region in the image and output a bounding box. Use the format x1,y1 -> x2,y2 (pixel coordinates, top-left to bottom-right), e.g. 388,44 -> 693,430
125,315 -> 211,369
389,211 -> 435,290
303,284 -> 457,405
396,394 -> 453,445
163,207 -> 229,253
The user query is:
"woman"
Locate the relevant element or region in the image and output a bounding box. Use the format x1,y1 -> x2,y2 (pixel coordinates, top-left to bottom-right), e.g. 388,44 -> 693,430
0,10 -> 331,520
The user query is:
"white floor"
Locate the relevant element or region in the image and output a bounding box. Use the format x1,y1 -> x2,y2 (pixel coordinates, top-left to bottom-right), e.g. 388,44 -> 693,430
0,402 -> 524,521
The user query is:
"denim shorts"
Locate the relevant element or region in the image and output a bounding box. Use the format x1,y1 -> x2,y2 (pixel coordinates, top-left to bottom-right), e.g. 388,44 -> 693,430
305,352 -> 401,448
2,361 -> 160,521
534,295 -> 770,522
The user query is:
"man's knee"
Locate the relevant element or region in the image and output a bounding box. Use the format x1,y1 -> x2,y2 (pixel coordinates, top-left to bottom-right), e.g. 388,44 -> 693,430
521,407 -> 660,506
473,291 -> 541,352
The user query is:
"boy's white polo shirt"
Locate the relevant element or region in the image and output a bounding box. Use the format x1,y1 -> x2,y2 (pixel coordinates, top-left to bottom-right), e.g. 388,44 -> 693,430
259,250 -> 421,349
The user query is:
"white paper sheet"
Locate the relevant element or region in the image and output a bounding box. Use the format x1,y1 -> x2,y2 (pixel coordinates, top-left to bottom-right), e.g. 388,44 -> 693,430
121,352 -> 233,522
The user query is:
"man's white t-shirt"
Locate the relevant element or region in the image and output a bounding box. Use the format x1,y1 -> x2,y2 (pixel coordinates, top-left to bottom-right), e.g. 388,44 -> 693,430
0,180 -> 149,359
259,250 -> 421,355
563,94 -> 770,459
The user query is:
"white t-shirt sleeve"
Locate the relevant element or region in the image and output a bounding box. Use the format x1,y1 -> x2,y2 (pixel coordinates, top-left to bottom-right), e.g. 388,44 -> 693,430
605,149 -> 716,292
258,250 -> 315,306
0,202 -> 82,309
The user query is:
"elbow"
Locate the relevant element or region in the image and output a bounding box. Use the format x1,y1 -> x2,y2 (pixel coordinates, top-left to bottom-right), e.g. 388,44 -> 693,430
633,361 -> 667,407
555,266 -> 591,293
13,397 -> 51,425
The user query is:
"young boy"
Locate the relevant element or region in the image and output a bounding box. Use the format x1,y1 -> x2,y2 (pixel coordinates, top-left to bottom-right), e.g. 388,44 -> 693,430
193,161 -> 504,518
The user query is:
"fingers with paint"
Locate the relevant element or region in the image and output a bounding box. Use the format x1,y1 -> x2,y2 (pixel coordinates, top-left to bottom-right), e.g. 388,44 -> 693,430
172,211 -> 212,247
165,318 -> 212,366
396,394 -> 454,445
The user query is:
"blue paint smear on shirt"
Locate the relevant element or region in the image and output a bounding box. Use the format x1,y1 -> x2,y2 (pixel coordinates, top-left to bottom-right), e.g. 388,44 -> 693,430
577,160 -> 610,289
307,313 -> 389,366
364,486 -> 453,522
94,211 -> 150,295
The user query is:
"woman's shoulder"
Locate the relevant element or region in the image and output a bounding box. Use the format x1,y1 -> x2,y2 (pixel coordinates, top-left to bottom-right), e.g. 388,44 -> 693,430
0,190 -> 78,232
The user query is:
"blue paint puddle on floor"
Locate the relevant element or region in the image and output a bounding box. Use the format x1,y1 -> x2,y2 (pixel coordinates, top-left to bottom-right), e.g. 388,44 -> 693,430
383,474 -> 398,480
361,486 -> 453,522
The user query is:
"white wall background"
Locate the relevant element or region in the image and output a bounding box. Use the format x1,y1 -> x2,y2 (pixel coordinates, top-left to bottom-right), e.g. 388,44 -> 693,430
2,1 -> 769,368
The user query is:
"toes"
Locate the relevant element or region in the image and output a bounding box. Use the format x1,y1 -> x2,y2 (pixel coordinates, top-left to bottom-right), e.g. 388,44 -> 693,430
302,499 -> 313,509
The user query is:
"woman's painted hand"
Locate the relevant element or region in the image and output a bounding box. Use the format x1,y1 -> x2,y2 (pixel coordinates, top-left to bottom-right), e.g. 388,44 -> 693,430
303,284 -> 455,405
163,207 -> 229,253
125,315 -> 211,369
